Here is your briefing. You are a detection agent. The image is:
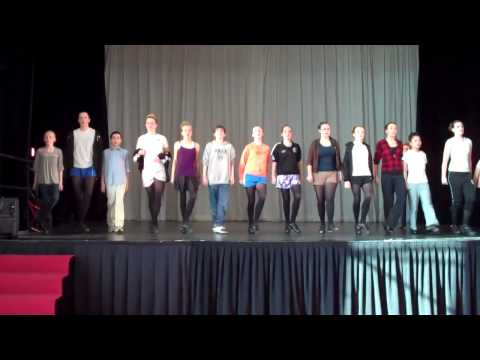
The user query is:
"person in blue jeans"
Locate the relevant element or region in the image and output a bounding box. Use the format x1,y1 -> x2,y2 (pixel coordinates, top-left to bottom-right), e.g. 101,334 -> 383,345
403,132 -> 440,234
202,125 -> 236,234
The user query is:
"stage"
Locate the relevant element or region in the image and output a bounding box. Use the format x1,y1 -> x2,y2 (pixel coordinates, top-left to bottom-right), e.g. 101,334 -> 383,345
1,221 -> 480,315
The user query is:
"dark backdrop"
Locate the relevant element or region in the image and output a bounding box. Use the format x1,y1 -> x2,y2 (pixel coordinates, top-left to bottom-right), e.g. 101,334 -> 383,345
3,44 -> 480,229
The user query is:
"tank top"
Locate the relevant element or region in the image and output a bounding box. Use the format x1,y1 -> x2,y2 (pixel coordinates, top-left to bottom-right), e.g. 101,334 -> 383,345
177,145 -> 197,177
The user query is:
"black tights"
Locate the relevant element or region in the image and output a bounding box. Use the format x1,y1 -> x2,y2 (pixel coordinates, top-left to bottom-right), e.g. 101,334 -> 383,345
179,183 -> 198,224
145,179 -> 165,225
280,185 -> 301,224
245,184 -> 267,226
352,182 -> 373,224
313,183 -> 337,225
71,176 -> 95,224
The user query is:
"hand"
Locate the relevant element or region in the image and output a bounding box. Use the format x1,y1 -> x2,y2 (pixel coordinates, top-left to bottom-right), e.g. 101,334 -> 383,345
138,149 -> 146,156
125,183 -> 129,194
344,181 -> 351,189
229,177 -> 235,186
59,183 -> 64,192
202,175 -> 208,187
101,182 -> 106,193
338,171 -> 343,182
306,174 -> 313,184
170,178 -> 174,185
374,176 -> 380,185
441,177 -> 448,185
271,176 -> 277,185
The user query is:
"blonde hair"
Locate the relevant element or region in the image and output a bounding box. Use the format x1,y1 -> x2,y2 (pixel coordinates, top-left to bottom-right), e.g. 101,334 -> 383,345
44,130 -> 56,138
180,121 -> 192,130
145,113 -> 158,123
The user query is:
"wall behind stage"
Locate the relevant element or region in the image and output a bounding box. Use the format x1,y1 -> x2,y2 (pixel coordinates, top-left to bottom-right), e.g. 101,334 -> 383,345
105,45 -> 419,222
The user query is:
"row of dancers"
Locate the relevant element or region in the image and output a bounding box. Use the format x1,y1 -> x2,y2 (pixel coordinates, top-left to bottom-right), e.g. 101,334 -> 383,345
32,112 -> 479,237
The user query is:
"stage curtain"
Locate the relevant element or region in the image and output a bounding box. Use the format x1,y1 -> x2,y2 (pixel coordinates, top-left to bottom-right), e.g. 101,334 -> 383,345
1,240 -> 477,315
104,45 -> 419,223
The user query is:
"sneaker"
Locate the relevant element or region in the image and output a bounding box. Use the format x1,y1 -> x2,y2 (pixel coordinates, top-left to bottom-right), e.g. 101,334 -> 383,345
461,225 -> 476,237
213,226 -> 228,234
409,228 -> 418,235
289,223 -> 301,234
319,224 -> 326,234
385,226 -> 394,236
108,227 -> 115,233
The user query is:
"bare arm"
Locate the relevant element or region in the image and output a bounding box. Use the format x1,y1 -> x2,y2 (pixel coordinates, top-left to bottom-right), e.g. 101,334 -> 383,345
403,161 -> 409,183
474,163 -> 480,187
441,141 -> 450,185
170,142 -> 180,184
271,162 -> 277,185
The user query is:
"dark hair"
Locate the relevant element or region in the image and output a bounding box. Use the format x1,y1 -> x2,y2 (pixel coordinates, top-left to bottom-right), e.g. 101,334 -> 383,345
214,125 -> 226,133
280,124 -> 292,133
448,120 -> 463,132
318,121 -> 330,130
352,125 -> 364,134
110,131 -> 122,139
384,121 -> 397,131
408,132 -> 421,142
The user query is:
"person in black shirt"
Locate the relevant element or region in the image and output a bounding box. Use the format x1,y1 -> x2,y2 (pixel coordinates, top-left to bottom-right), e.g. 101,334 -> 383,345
271,125 -> 302,233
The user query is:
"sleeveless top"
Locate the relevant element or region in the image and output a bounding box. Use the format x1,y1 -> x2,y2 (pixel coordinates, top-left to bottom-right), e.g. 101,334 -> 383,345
176,146 -> 197,177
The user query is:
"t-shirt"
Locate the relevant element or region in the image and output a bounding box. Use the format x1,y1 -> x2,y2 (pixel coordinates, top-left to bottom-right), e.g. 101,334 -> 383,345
403,149 -> 428,184
73,128 -> 95,168
271,142 -> 301,175
239,143 -> 270,180
445,137 -> 472,172
202,141 -> 236,185
351,142 -> 371,177
134,133 -> 169,187
34,147 -> 64,185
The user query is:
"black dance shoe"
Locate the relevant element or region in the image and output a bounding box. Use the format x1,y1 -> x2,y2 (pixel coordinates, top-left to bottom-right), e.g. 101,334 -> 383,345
327,223 -> 339,233
285,224 -> 291,234
450,225 -> 462,235
425,225 -> 440,234
359,223 -> 370,235
355,224 -> 362,236
248,225 -> 256,235
289,223 -> 301,234
461,225 -> 477,237
319,224 -> 326,234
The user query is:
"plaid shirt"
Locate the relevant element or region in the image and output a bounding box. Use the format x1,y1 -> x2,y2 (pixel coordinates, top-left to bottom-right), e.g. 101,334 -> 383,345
374,138 -> 404,173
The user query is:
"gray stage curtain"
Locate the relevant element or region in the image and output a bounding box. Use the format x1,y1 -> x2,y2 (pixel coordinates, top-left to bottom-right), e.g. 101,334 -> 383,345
105,45 -> 419,222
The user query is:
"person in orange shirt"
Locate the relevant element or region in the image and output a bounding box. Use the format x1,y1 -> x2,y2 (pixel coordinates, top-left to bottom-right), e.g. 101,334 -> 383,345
239,126 -> 270,234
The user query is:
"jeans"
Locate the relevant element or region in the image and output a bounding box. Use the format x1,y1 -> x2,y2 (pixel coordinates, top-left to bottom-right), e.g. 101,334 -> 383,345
407,183 -> 439,231
208,184 -> 230,227
381,173 -> 407,228
37,184 -> 60,230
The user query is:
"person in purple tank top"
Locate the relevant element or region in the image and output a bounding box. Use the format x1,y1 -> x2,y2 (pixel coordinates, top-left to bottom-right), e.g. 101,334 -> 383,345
171,121 -> 201,233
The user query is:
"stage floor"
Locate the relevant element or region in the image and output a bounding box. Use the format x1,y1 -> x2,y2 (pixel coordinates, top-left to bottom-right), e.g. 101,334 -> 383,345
10,221 -> 480,244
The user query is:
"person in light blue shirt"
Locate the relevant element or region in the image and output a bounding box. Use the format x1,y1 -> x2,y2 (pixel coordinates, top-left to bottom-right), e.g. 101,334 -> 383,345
101,131 -> 130,233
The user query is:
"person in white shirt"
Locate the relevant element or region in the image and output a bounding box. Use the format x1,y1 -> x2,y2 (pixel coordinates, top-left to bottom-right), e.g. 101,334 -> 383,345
403,132 -> 440,234
441,120 -> 476,236
133,113 -> 170,234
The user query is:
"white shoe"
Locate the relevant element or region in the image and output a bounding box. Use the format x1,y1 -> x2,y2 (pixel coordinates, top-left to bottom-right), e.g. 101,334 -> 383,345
213,226 -> 229,234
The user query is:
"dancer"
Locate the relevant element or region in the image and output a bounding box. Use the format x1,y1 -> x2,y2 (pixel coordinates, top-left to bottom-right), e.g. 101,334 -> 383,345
271,125 -> 302,234
202,125 -> 236,234
171,121 -> 201,234
32,130 -> 64,234
133,113 -> 170,234
239,126 -> 270,235
373,121 -> 407,235
65,112 -> 103,232
441,120 -> 476,236
101,131 -> 130,233
342,125 -> 374,236
306,122 -> 342,234
403,132 -> 440,234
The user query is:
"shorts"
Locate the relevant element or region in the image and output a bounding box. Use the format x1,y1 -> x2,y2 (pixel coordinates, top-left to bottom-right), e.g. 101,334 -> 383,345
351,176 -> 373,187
70,167 -> 97,177
174,175 -> 199,192
313,171 -> 338,186
276,174 -> 301,189
244,174 -> 267,188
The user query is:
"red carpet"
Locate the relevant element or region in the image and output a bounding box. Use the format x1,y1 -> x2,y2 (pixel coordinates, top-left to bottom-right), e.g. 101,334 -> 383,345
0,255 -> 73,315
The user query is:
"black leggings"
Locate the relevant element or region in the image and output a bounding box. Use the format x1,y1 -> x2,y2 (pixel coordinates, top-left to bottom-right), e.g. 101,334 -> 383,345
245,184 -> 267,226
381,173 -> 407,228
71,176 -> 95,224
145,179 -> 165,225
448,172 -> 476,225
280,185 -> 301,224
351,177 -> 373,224
313,183 -> 337,225
179,182 -> 198,224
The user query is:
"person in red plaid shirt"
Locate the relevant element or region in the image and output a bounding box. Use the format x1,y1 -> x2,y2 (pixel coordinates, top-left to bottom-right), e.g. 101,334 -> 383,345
374,121 -> 407,235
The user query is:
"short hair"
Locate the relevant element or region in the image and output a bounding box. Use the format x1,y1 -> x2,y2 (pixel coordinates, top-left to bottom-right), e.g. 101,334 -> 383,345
145,113 -> 158,123
281,124 -> 292,133
448,120 -> 463,132
408,132 -> 421,142
318,121 -> 330,130
214,125 -> 226,133
384,121 -> 397,131
352,125 -> 364,134
180,121 -> 192,129
110,131 -> 122,139
44,130 -> 56,138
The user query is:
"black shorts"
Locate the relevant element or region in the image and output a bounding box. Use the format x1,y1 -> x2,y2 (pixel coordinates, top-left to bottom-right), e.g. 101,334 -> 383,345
351,176 -> 373,186
174,175 -> 199,192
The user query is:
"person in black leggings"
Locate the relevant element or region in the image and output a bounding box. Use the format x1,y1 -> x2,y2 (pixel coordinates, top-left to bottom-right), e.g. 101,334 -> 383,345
343,125 -> 374,236
441,120 -> 476,236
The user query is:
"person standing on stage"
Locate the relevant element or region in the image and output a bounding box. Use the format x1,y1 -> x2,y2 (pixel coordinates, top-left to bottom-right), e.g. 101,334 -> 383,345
373,121 -> 407,236
403,132 -> 440,234
239,126 -> 270,235
441,120 -> 476,236
101,131 -> 130,234
133,113 -> 170,234
306,122 -> 342,234
271,125 -> 302,234
33,130 -> 64,234
342,125 -> 374,236
65,112 -> 103,233
202,125 -> 236,235
171,121 -> 201,234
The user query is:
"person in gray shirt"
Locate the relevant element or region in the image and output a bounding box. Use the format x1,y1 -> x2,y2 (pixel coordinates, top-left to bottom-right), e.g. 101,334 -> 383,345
33,130 -> 64,234
202,125 -> 236,234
